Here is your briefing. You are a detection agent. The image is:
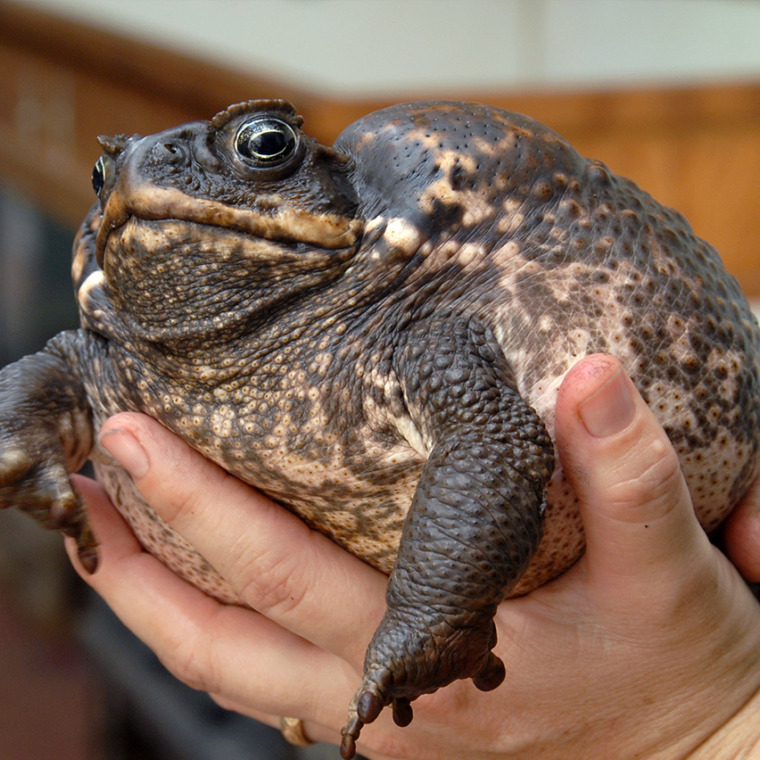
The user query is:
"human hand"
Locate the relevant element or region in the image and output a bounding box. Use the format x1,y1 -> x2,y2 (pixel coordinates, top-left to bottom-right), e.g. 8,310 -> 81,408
67,354 -> 760,760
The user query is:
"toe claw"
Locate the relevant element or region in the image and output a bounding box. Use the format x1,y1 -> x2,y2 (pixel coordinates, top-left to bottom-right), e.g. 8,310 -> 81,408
0,448 -> 32,485
74,520 -> 99,574
472,651 -> 506,692
340,715 -> 362,760
392,697 -> 413,727
49,494 -> 77,530
77,544 -> 99,574
357,688 -> 385,724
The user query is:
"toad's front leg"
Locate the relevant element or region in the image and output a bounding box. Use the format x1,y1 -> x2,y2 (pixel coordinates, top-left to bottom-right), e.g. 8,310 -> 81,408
0,330 -> 106,570
340,318 -> 554,758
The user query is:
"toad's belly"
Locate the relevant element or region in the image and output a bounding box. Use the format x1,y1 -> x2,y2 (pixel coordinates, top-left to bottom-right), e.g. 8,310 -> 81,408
93,458 -> 586,605
90,338 -> 759,605
95,462 -> 243,604
94,410 -> 756,608
92,452 -> 427,605
92,456 -> 586,605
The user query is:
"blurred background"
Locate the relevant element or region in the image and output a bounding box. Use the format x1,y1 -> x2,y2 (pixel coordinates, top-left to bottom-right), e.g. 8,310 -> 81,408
0,0 -> 758,758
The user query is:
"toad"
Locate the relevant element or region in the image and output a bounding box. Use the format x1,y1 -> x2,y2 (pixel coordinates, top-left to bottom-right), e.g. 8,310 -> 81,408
0,99 -> 758,757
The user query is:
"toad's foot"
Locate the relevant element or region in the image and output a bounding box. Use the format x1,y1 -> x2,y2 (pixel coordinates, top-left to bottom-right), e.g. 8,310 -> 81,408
0,445 -> 99,572
0,335 -> 100,571
339,610 -> 505,759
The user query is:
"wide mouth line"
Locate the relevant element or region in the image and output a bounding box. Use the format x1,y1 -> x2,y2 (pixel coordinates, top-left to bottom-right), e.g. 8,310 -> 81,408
94,211 -> 365,277
95,183 -> 362,268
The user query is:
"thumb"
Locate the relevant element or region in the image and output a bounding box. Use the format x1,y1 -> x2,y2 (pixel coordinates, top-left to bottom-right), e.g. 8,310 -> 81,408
554,354 -> 713,603
721,475 -> 760,583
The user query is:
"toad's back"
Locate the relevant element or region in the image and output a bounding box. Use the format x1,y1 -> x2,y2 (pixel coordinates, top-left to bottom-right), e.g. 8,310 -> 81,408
334,102 -> 760,590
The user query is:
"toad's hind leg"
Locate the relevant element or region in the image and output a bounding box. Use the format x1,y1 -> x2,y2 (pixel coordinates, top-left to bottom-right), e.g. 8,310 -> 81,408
340,438 -> 548,758
340,318 -> 554,758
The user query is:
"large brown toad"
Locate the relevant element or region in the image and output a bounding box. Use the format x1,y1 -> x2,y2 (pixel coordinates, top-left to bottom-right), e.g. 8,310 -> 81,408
0,99 -> 759,757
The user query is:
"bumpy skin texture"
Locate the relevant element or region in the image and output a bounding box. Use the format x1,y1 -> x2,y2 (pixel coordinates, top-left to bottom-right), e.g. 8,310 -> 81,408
1,99 -> 759,756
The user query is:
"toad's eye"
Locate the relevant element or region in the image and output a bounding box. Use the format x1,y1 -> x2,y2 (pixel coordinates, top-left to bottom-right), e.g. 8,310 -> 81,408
235,117 -> 298,166
92,156 -> 107,196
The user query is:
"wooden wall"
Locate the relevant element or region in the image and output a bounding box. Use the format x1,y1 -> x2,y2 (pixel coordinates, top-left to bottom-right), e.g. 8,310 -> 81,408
0,0 -> 758,295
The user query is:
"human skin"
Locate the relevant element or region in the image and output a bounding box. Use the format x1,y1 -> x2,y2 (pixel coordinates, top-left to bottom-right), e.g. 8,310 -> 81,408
67,354 -> 760,759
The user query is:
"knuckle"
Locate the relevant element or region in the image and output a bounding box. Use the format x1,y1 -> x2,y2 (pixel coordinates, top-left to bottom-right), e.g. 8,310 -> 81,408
608,438 -> 686,515
154,479 -> 197,526
235,543 -> 312,617
146,457 -> 230,528
158,624 -> 220,693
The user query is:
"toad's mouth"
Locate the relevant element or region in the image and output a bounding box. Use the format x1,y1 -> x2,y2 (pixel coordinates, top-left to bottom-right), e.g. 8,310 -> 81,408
95,181 -> 363,269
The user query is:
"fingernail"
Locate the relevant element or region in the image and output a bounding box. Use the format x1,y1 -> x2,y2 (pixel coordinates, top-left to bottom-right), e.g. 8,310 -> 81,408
99,428 -> 149,479
578,367 -> 636,438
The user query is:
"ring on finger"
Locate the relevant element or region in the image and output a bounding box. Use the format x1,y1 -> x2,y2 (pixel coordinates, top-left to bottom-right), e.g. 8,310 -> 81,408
280,715 -> 315,747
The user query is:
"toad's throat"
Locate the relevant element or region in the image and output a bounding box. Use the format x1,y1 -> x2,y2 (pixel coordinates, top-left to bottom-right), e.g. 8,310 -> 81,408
95,181 -> 363,268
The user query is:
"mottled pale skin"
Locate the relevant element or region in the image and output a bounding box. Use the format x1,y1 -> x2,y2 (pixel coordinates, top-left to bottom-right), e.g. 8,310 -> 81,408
0,99 -> 759,758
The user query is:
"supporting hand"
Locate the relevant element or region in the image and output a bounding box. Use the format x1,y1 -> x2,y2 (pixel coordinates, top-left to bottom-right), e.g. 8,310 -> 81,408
68,354 -> 760,759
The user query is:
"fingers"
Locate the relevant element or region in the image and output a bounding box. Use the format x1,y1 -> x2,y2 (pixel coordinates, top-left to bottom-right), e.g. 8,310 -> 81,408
67,474 -> 354,732
211,699 -> 342,749
554,354 -> 714,605
95,413 -> 386,664
722,475 -> 760,583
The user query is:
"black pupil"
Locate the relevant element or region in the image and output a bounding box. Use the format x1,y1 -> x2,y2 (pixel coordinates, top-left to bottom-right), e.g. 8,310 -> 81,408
252,130 -> 289,157
92,159 -> 105,195
238,120 -> 295,163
